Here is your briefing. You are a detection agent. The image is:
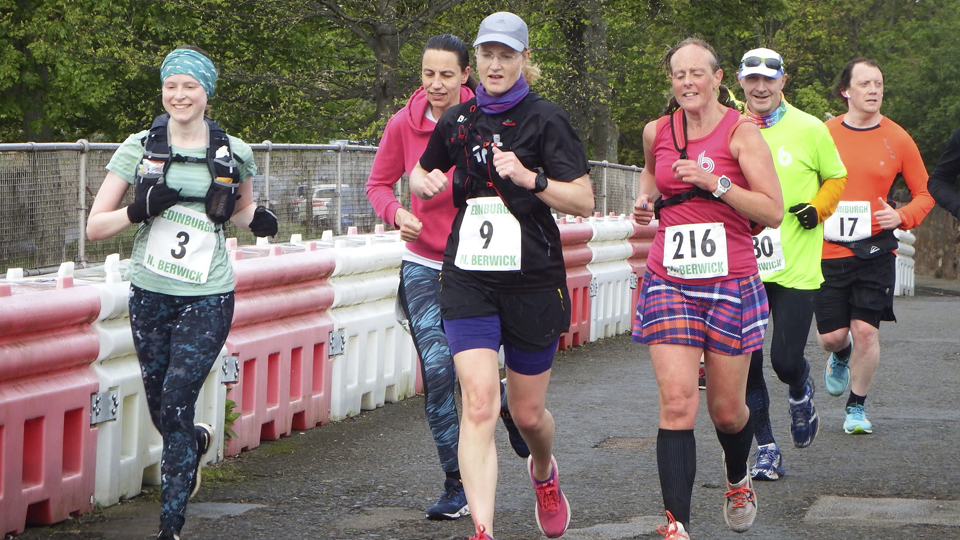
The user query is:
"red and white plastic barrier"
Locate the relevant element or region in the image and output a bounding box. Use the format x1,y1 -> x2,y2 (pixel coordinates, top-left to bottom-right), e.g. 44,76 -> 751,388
558,216 -> 594,350
0,270 -> 100,536
225,244 -> 336,454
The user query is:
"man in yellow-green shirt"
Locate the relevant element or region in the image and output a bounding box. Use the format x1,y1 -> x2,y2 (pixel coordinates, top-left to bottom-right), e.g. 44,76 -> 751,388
736,47 -> 847,481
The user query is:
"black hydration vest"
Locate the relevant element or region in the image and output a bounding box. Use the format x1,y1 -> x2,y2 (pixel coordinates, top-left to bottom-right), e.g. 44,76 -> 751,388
449,94 -> 547,217
134,114 -> 242,224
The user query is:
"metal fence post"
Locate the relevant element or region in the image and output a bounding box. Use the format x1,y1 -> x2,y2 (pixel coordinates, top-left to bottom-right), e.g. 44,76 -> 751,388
336,142 -> 344,235
261,140 -> 273,208
601,160 -> 609,216
77,139 -> 90,264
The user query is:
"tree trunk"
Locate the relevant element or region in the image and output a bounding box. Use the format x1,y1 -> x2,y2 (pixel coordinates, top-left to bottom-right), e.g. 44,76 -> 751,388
583,0 -> 617,161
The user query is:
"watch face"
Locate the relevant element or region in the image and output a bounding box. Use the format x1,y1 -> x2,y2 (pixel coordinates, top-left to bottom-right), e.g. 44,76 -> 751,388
534,173 -> 548,192
720,176 -> 732,188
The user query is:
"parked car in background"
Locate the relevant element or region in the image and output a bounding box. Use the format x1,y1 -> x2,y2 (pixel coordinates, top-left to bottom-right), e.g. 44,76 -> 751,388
292,182 -> 371,233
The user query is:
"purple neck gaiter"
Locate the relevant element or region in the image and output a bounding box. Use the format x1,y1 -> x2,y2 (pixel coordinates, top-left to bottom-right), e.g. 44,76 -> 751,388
476,76 -> 530,114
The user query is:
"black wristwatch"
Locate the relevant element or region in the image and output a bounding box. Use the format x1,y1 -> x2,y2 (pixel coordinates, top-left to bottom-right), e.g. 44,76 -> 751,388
530,172 -> 548,194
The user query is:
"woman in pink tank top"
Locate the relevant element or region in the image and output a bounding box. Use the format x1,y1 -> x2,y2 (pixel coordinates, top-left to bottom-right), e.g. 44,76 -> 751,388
630,38 -> 783,538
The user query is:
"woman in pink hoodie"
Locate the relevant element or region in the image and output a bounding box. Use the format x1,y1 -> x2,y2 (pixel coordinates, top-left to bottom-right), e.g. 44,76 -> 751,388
365,34 -> 527,522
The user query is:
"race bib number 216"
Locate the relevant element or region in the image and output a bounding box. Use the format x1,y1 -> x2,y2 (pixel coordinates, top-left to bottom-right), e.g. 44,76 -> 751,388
663,222 -> 728,279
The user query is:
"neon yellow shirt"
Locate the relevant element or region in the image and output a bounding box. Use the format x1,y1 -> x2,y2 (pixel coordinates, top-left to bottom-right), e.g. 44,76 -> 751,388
758,103 -> 846,289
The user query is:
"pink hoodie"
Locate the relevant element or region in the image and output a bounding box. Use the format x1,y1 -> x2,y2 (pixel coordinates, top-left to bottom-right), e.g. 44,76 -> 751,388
365,85 -> 475,262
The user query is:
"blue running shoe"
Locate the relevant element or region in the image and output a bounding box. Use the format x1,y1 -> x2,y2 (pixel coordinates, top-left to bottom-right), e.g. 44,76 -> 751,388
824,352 -> 850,397
843,404 -> 873,434
426,477 -> 469,520
501,379 -> 530,458
788,377 -> 820,448
750,443 -> 785,481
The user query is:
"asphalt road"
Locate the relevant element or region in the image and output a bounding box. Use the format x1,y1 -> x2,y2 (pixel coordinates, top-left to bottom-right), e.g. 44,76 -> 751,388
13,279 -> 960,540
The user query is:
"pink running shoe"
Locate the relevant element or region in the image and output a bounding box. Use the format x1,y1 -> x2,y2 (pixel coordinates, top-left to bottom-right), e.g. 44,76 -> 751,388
528,455 -> 571,538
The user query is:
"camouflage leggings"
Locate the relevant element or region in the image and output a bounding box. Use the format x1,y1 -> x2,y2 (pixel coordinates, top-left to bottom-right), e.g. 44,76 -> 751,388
397,261 -> 459,474
129,286 -> 234,534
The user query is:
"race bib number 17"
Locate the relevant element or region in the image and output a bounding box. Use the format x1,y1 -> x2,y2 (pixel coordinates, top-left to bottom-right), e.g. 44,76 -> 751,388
823,200 -> 871,242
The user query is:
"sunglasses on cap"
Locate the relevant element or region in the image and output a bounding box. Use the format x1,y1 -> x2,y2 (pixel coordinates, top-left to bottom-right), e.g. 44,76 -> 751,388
741,56 -> 782,70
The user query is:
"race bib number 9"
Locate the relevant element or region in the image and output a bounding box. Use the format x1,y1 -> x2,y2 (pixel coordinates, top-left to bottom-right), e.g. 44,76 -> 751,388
143,205 -> 217,284
455,197 -> 522,271
753,227 -> 786,276
663,222 -> 728,279
823,200 -> 871,242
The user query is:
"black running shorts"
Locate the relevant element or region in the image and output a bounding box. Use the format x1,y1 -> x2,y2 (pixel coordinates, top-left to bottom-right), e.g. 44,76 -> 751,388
815,252 -> 896,333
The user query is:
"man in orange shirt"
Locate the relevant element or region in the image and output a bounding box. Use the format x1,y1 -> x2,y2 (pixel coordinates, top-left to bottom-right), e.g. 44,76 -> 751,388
818,58 -> 934,434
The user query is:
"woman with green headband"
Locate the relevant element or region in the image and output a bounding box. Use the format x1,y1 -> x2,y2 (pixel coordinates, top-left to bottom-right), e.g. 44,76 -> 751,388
86,46 -> 277,540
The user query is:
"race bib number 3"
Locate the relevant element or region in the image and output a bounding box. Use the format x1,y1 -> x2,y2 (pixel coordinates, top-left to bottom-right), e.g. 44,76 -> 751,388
824,200 -> 871,242
753,227 -> 786,276
663,222 -> 728,279
143,205 -> 217,284
455,197 -> 522,271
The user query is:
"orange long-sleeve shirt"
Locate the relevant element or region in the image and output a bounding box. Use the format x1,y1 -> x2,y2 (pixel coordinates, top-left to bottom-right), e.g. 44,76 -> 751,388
823,115 -> 933,259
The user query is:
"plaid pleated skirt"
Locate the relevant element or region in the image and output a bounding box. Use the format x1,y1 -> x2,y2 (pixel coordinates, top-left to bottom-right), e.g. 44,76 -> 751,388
631,269 -> 769,356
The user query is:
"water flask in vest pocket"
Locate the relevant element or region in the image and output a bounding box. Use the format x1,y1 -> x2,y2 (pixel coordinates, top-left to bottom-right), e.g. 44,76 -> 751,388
206,176 -> 238,224
134,159 -> 165,202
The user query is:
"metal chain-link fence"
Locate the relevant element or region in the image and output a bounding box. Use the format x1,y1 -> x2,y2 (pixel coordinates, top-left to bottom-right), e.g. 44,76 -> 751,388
0,141 -> 640,273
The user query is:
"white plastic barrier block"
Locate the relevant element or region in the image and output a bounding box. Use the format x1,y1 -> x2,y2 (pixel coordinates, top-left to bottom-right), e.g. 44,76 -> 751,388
587,216 -> 637,342
327,300 -> 417,421
331,238 -> 404,279
89,347 -> 226,505
330,269 -> 400,309
89,351 -> 163,503
90,274 -> 227,506
895,229 -> 916,297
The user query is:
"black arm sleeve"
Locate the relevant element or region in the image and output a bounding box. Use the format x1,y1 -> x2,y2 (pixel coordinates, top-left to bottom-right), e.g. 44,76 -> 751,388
929,127 -> 960,219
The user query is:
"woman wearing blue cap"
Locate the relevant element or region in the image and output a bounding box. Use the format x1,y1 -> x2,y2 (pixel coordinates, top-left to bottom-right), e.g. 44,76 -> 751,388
410,12 -> 594,540
86,46 -> 277,540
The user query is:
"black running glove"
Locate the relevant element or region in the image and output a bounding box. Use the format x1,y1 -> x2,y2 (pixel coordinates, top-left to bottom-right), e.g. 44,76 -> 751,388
249,205 -> 279,237
788,203 -> 819,230
127,183 -> 179,223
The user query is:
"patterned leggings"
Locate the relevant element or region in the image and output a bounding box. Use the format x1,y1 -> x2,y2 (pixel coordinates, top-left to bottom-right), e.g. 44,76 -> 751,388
129,286 -> 234,534
398,261 -> 459,474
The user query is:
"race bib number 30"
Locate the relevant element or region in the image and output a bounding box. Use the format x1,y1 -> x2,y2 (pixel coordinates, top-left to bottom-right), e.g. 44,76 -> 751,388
144,205 -> 217,284
663,222 -> 728,279
753,227 -> 786,276
823,200 -> 871,242
455,197 -> 522,271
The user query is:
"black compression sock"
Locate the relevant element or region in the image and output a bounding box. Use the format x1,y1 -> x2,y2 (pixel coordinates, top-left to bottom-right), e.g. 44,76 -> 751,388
836,341 -> 852,360
846,392 -> 866,408
717,412 -> 754,484
657,428 -> 696,528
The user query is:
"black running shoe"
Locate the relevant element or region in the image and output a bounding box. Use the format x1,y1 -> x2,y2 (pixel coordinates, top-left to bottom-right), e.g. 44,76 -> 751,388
500,379 -> 530,458
190,423 -> 214,499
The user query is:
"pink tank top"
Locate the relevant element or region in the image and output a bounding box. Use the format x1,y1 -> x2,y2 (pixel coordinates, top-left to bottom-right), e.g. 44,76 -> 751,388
646,108 -> 759,284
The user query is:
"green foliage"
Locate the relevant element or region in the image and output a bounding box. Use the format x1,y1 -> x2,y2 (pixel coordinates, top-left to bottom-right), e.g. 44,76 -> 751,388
224,389 -> 240,441
2,0 -> 960,171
